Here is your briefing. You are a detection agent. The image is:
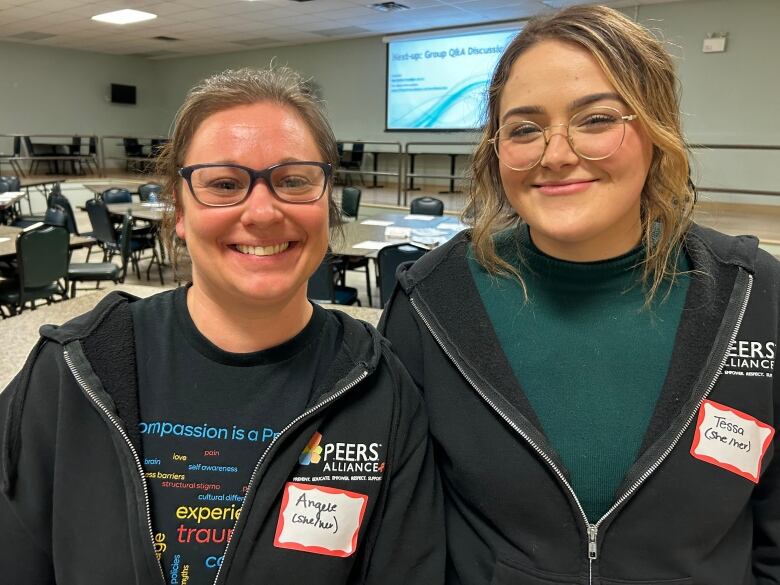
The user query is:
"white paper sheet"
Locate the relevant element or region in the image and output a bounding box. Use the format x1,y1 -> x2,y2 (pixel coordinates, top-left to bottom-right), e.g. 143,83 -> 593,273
360,219 -> 394,226
403,214 -> 436,221
351,240 -> 393,250
437,222 -> 468,231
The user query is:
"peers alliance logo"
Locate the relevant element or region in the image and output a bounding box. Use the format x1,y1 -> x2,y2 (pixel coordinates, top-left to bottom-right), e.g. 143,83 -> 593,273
723,339 -> 775,378
298,431 -> 384,474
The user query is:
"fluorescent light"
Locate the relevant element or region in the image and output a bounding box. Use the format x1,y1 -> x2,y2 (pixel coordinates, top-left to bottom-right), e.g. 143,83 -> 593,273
91,9 -> 157,25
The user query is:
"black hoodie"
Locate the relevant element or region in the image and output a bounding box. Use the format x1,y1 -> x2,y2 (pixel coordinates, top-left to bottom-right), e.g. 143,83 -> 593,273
0,293 -> 444,585
381,224 -> 780,585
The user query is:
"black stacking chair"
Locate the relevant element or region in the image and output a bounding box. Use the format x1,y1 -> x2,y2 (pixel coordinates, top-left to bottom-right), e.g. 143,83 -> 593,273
67,136 -> 83,175
138,183 -> 163,202
44,186 -> 97,259
49,188 -> 83,236
0,176 -> 21,191
377,243 -> 427,307
0,137 -> 23,176
0,178 -> 12,225
86,199 -> 164,284
340,143 -> 365,185
0,178 -> 13,225
410,196 -> 444,216
101,187 -> 135,230
0,224 -> 69,317
7,176 -> 51,229
123,138 -> 147,172
340,186 -> 361,220
82,136 -> 99,175
336,184 -> 371,304
308,258 -> 360,306
43,205 -> 67,228
68,215 -> 131,297
101,188 -> 133,204
22,136 -> 43,175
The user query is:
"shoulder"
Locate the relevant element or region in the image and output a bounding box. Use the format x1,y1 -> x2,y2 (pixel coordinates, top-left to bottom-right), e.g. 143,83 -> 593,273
38,290 -> 141,346
0,338 -> 65,493
685,223 -> 761,271
395,229 -> 472,292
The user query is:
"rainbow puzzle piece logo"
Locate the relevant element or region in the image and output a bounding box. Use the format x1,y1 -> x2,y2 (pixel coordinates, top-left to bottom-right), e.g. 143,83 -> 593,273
299,431 -> 323,465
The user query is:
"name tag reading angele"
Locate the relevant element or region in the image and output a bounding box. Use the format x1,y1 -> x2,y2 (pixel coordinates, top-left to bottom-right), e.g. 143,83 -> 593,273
274,482 -> 368,557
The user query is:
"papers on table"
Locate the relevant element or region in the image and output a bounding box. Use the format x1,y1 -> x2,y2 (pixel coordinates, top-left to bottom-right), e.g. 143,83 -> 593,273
411,228 -> 448,248
0,237 -> 10,244
437,221 -> 468,231
352,240 -> 394,250
403,214 -> 436,221
385,226 -> 411,240
0,191 -> 23,201
360,219 -> 394,227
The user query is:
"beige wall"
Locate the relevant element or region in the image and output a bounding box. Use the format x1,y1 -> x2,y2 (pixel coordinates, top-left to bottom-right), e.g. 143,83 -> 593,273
0,0 -> 777,201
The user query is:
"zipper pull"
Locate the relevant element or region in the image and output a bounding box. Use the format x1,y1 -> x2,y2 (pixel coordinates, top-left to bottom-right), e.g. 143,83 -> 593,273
588,524 -> 598,560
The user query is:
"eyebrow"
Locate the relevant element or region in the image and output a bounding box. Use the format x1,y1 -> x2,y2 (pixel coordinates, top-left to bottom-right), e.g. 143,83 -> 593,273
195,157 -> 303,166
568,92 -> 625,110
500,92 -> 626,123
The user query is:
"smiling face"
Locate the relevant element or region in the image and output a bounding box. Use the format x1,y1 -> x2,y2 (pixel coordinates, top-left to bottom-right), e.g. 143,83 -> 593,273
176,101 -> 329,314
497,39 -> 653,261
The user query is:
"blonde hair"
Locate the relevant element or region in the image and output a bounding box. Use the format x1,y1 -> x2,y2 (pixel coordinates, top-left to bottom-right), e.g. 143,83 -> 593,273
465,4 -> 694,302
155,66 -> 341,277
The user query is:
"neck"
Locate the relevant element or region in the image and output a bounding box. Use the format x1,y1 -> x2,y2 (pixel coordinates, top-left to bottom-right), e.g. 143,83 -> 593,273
529,221 -> 642,263
186,284 -> 313,353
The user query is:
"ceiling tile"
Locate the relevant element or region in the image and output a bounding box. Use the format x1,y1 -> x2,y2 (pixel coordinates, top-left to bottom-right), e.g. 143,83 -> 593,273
0,0 -> 690,58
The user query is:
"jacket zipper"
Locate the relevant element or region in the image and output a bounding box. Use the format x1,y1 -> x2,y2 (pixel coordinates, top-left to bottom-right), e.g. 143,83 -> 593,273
63,349 -> 166,585
212,369 -> 369,585
407,297 -> 593,570
585,272 -> 753,578
409,271 -> 753,584
66,345 -> 368,585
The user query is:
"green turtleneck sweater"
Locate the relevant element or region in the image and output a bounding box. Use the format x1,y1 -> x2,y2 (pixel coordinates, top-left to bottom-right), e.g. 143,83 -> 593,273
468,226 -> 691,521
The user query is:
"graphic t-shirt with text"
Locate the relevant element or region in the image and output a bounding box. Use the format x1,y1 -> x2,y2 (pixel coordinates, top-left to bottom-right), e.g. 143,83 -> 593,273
132,288 -> 340,585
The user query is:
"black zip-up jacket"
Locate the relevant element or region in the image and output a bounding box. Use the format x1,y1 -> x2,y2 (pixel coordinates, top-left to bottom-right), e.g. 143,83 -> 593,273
0,292 -> 444,585
380,224 -> 780,585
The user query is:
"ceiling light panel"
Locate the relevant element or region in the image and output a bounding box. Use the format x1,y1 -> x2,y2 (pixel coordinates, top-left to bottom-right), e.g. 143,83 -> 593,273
91,9 -> 158,25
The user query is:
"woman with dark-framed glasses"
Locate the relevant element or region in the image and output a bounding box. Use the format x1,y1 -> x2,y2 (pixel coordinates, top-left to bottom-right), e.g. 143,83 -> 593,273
0,67 -> 443,585
381,5 -> 780,584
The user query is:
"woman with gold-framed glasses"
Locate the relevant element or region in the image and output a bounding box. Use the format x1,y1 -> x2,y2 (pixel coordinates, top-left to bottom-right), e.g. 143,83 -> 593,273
0,67 -> 444,585
382,5 -> 780,584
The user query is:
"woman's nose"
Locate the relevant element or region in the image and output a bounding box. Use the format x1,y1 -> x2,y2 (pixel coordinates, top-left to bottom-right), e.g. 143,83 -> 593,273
240,179 -> 284,225
540,130 -> 579,171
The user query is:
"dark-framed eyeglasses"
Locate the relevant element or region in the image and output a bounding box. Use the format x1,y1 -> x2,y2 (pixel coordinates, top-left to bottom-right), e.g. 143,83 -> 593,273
178,161 -> 332,207
489,106 -> 639,171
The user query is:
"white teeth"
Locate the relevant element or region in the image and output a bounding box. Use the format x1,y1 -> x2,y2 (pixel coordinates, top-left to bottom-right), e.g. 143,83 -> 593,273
235,242 -> 290,256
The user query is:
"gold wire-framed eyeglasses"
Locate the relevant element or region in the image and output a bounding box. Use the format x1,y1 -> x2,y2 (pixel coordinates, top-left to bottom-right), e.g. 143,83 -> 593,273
489,106 -> 639,171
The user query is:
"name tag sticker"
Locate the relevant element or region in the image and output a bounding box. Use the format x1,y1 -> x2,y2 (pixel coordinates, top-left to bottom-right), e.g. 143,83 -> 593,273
274,482 -> 368,557
691,399 -> 775,483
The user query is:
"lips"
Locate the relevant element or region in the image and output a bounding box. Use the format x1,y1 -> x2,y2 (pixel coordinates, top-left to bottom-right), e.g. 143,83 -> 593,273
534,179 -> 597,196
234,242 -> 290,257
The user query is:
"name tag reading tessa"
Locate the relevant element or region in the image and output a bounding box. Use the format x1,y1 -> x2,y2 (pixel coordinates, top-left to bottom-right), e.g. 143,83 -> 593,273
691,399 -> 775,483
274,482 -> 368,557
